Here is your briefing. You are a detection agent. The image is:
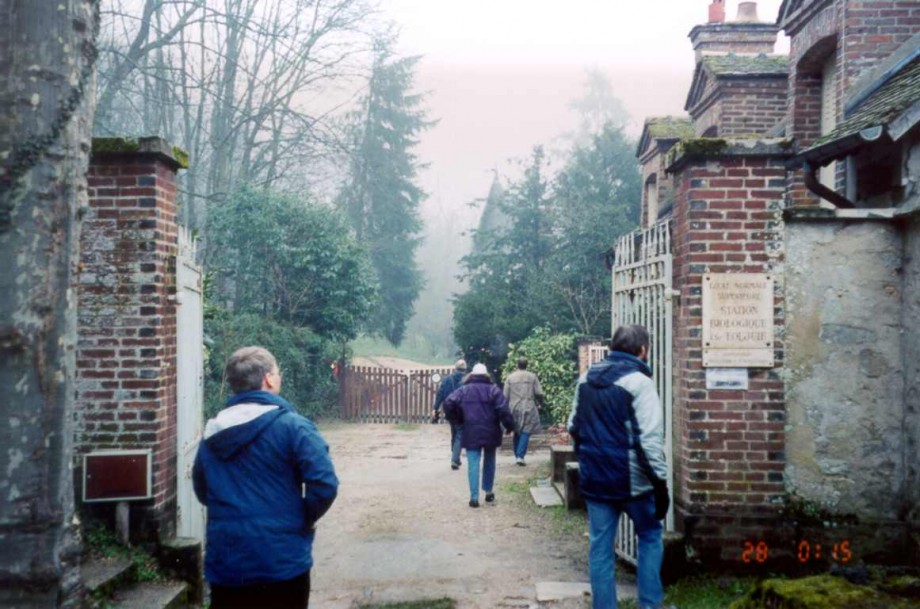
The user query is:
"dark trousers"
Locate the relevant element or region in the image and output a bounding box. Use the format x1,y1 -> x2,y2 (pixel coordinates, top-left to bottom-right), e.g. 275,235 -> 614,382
210,570 -> 310,609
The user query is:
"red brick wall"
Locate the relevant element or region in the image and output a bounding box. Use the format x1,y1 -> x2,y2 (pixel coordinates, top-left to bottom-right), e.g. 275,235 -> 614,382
782,0 -> 920,205
670,152 -> 789,562
692,78 -> 789,138
841,0 -> 920,91
76,142 -> 182,540
719,79 -> 788,136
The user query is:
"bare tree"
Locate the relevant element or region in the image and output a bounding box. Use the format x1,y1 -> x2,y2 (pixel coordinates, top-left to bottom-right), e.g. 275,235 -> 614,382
95,0 -> 378,232
0,0 -> 99,606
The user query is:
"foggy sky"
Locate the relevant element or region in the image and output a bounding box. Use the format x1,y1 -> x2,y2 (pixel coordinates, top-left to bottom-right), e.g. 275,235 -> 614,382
389,1 -> 788,351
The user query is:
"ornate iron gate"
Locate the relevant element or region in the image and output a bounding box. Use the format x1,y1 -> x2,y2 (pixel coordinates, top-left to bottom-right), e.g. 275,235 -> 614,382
340,366 -> 454,423
609,220 -> 675,565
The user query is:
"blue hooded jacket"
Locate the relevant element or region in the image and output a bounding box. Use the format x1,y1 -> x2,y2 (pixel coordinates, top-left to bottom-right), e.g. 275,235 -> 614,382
567,352 -> 667,503
192,391 -> 338,586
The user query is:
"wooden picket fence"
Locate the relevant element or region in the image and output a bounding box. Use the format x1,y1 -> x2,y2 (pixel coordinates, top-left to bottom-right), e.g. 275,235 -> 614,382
339,365 -> 454,423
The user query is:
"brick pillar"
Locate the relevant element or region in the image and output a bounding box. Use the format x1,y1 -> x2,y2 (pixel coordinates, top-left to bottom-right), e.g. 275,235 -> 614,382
76,137 -> 187,541
668,141 -> 791,564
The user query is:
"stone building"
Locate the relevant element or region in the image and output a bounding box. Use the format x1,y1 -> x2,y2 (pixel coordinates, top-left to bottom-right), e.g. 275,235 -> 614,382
626,0 -> 920,567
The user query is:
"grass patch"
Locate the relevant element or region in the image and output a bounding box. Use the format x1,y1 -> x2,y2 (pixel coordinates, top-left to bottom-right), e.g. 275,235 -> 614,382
357,599 -> 456,609
393,422 -> 419,432
619,576 -> 755,609
548,505 -> 589,537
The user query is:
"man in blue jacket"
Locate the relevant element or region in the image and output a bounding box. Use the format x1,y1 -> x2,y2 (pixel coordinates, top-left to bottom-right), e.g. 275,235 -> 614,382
193,346 -> 338,609
568,325 -> 670,609
431,359 -> 467,469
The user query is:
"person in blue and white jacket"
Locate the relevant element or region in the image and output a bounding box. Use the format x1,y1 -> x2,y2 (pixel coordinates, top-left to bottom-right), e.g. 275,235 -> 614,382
193,346 -> 338,609
568,325 -> 670,609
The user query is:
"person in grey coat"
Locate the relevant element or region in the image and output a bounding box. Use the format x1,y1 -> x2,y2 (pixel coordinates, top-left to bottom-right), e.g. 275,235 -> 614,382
503,356 -> 544,466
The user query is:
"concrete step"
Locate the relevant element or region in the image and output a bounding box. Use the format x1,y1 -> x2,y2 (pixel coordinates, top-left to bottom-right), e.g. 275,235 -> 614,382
82,556 -> 134,607
110,581 -> 188,609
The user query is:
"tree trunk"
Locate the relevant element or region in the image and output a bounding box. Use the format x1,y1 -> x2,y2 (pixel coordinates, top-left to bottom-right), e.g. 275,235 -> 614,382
0,0 -> 97,606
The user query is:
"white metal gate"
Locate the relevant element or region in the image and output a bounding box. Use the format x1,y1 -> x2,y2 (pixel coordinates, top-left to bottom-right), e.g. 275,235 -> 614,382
609,220 -> 675,565
176,228 -> 205,541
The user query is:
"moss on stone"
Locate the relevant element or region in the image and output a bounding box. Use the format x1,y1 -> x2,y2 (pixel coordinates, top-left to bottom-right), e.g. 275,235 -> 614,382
729,575 -> 916,609
91,137 -> 189,168
170,146 -> 190,168
680,138 -> 729,156
92,137 -> 141,154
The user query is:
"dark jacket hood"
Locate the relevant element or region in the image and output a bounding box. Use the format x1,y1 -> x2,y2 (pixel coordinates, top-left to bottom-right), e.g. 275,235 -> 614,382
587,351 -> 652,389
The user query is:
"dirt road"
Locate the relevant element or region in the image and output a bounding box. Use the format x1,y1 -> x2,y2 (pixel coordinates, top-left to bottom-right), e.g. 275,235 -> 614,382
310,423 -> 636,609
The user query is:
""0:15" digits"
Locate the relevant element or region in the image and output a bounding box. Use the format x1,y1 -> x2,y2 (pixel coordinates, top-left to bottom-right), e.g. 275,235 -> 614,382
740,540 -> 853,564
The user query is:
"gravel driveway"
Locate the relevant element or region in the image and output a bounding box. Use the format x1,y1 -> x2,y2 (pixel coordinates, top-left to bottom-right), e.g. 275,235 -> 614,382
309,422 -> 609,609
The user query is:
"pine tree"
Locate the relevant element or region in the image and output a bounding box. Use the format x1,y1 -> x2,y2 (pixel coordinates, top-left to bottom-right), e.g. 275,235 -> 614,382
339,40 -> 434,345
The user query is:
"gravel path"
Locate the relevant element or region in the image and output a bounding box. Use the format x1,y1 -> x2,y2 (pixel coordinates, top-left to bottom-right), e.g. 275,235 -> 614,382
309,422 -> 616,609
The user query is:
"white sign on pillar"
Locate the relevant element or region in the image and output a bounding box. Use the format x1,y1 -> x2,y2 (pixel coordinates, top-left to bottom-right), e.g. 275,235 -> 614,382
702,273 -> 774,368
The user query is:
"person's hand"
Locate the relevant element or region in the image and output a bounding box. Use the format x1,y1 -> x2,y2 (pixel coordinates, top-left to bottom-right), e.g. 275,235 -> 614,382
430,411 -> 439,424
652,479 -> 670,520
504,428 -> 513,436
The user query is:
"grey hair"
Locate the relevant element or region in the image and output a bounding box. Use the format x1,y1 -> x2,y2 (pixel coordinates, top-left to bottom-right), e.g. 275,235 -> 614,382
455,359 -> 467,371
225,346 -> 277,394
610,325 -> 650,357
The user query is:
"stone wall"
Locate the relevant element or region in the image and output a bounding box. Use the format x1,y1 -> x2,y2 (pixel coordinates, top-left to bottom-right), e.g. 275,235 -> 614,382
76,137 -> 185,541
903,215 -> 920,527
668,141 -> 790,561
783,216 -> 906,520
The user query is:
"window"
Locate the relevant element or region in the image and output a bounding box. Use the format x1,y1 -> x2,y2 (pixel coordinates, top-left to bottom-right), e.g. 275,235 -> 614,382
819,54 -> 837,189
645,175 -> 659,227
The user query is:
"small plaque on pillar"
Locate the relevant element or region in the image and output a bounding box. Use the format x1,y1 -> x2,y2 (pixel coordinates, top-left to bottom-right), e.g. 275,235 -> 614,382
702,273 -> 774,368
83,450 -> 152,503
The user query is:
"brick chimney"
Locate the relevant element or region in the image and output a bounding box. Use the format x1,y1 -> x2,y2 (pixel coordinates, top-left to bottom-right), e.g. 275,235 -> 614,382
709,0 -> 726,24
689,1 -> 779,62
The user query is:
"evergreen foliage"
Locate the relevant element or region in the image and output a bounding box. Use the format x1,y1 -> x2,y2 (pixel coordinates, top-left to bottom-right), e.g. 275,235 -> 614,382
501,326 -> 578,426
339,39 -> 435,346
203,313 -> 338,419
454,124 -> 640,371
204,186 -> 377,418
207,186 -> 377,341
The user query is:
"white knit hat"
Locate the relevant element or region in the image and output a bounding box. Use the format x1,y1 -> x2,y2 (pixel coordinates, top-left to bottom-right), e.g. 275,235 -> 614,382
470,363 -> 489,376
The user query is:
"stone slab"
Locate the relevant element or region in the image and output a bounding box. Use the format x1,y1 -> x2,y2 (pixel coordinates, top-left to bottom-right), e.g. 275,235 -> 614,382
535,581 -> 591,601
81,556 -> 133,593
530,486 -> 563,507
111,581 -> 187,609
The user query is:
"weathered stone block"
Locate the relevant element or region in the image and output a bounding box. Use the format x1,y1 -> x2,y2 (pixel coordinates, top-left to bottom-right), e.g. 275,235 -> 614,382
563,462 -> 584,511
551,444 -> 576,485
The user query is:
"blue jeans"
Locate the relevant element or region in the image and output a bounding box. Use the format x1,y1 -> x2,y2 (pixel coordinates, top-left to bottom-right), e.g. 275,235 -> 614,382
450,422 -> 463,465
466,447 -> 496,502
513,431 -> 531,459
586,495 -> 663,609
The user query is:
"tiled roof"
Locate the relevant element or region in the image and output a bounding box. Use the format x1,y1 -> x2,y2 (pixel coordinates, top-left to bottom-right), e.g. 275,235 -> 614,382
811,56 -> 920,149
702,54 -> 789,76
637,116 -> 694,159
646,117 -> 695,139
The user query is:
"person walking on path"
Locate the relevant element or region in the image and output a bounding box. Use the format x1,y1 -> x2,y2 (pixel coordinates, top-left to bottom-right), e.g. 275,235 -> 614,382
503,356 -> 544,466
568,326 -> 670,609
193,346 -> 339,609
431,359 -> 468,469
444,363 -> 515,508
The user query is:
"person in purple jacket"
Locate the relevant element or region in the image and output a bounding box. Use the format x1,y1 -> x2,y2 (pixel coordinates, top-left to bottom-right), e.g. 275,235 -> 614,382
443,363 -> 515,507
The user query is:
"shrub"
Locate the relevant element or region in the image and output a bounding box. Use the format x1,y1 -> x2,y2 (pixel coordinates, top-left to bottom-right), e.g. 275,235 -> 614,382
204,312 -> 339,419
501,326 -> 578,426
